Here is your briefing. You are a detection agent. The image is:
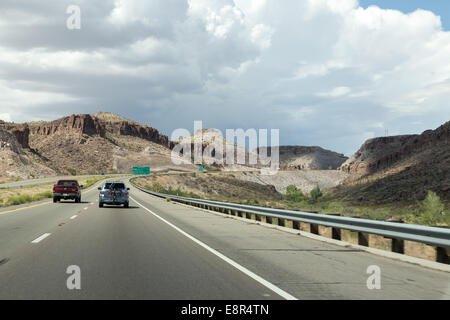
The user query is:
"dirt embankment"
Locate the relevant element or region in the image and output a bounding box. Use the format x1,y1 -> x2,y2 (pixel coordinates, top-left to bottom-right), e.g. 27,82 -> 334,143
134,172 -> 283,202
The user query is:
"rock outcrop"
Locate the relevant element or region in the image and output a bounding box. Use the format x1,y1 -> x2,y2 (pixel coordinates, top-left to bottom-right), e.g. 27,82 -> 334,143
29,113 -> 172,148
0,128 -> 56,178
30,114 -> 106,137
332,121 -> 450,203
258,146 -> 348,170
0,121 -> 30,149
103,120 -> 173,148
340,121 -> 450,175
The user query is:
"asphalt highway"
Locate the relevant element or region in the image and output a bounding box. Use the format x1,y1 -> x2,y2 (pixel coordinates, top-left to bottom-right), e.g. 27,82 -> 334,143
0,180 -> 448,299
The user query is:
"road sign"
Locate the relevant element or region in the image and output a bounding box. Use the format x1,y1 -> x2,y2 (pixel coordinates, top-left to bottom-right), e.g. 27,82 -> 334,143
132,166 -> 150,175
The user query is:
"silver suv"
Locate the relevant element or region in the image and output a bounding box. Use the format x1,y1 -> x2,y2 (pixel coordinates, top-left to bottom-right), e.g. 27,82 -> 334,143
98,181 -> 129,208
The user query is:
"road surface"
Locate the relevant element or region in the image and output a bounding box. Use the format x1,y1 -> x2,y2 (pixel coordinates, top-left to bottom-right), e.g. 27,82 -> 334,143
0,180 -> 448,299
0,175 -> 125,188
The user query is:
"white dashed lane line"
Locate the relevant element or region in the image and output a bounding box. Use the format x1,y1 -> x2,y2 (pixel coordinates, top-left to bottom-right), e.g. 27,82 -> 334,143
31,233 -> 51,244
70,215 -> 78,220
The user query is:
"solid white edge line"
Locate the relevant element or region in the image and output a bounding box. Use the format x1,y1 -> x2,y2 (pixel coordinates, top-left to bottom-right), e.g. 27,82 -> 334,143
31,233 -> 51,243
129,196 -> 298,300
70,215 -> 78,220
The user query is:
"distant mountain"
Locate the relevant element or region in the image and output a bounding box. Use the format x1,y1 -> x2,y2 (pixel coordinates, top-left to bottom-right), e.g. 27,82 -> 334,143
0,112 -> 350,178
257,146 -> 348,170
0,113 -> 196,178
332,121 -> 450,203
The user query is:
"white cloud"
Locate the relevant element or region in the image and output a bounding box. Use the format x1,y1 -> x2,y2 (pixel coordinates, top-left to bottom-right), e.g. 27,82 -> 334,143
0,113 -> 11,122
0,0 -> 448,155
317,86 -> 351,97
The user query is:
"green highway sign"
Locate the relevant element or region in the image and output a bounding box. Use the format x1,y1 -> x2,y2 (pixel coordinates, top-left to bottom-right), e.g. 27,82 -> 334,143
132,166 -> 150,175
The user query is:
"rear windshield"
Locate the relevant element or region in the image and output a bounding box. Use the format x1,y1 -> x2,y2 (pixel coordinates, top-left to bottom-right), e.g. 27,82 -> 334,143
57,181 -> 78,186
103,183 -> 125,190
111,183 -> 125,190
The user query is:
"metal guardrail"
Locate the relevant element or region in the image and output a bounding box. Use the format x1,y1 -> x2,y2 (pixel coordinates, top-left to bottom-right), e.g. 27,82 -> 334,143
130,182 -> 450,250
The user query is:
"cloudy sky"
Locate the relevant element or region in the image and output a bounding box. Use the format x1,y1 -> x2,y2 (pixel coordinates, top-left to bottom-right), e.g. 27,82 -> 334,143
0,0 -> 449,156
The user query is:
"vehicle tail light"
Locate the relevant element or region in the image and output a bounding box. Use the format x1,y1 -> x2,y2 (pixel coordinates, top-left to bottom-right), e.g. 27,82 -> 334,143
125,191 -> 129,195
100,191 -> 104,195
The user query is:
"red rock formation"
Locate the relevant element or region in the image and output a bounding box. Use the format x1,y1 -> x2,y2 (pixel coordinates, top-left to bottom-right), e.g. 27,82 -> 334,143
103,120 -> 173,148
28,114 -> 173,148
30,114 -> 106,137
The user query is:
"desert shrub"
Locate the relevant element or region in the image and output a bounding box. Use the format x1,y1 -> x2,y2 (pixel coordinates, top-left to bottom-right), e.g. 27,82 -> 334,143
66,168 -> 77,176
309,185 -> 323,203
7,195 -> 33,206
32,191 -> 53,201
414,191 -> 447,226
367,209 -> 389,221
286,185 -> 306,202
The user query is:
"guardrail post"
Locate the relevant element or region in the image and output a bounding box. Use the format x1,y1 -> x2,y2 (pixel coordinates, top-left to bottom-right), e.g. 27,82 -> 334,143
292,221 -> 300,230
436,247 -> 449,264
284,219 -> 294,229
358,232 -> 369,246
332,227 -> 341,240
310,224 -> 319,235
391,238 -> 404,254
325,214 -> 341,240
278,218 -> 285,227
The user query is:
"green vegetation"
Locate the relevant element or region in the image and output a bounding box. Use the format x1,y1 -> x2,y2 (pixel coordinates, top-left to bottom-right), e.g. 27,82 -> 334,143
33,191 -> 53,201
286,185 -> 306,202
404,191 -> 449,226
7,195 -> 32,206
286,184 -> 323,204
145,182 -> 200,198
66,168 -> 77,176
6,192 -> 54,206
131,176 -> 448,227
202,165 -> 221,173
309,185 -> 323,203
282,186 -> 449,226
